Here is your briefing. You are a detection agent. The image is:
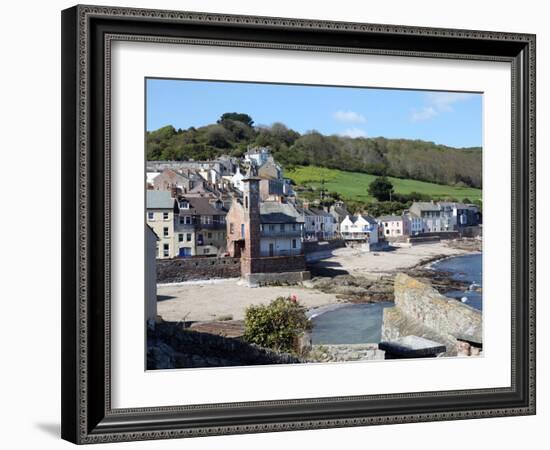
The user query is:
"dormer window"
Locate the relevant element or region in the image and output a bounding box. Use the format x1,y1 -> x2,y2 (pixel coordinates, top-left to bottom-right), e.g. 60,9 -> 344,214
179,200 -> 189,209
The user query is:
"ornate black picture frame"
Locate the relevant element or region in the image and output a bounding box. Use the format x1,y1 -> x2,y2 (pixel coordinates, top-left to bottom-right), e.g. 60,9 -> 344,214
61,4 -> 536,444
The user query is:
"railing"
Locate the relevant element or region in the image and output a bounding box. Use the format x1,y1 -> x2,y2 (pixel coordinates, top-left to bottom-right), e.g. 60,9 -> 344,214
260,229 -> 301,237
259,249 -> 303,257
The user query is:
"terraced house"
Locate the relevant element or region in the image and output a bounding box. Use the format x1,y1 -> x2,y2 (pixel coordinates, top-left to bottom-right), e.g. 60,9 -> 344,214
146,191 -> 179,259
175,196 -> 228,257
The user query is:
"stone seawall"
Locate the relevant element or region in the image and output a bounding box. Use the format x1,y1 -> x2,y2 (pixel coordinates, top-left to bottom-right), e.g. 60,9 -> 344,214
382,273 -> 482,356
157,257 -> 240,283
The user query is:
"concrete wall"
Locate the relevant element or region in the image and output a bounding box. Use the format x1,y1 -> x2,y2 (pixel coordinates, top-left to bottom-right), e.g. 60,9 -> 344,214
157,257 -> 241,283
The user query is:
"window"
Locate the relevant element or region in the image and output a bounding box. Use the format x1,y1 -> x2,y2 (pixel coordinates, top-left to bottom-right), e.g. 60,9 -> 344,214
207,232 -> 212,239
179,217 -> 184,225
163,243 -> 169,257
147,211 -> 154,220
185,216 -> 191,224
230,223 -> 234,234
163,212 -> 169,220
280,224 -> 285,232
245,196 -> 248,209
186,233 -> 192,242
204,248 -> 210,254
163,227 -> 169,237
292,239 -> 297,249
179,200 -> 189,209
386,229 -> 390,235
269,224 -> 275,232
292,223 -> 296,231
178,233 -> 183,242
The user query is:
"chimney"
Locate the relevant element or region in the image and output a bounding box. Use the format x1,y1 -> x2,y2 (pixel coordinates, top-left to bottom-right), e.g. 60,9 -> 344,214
170,184 -> 178,198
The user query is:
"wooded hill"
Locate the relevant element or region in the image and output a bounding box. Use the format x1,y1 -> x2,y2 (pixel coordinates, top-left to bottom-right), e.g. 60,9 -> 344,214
146,113 -> 482,189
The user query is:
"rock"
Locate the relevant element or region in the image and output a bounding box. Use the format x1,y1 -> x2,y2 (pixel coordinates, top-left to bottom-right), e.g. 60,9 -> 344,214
379,336 -> 446,358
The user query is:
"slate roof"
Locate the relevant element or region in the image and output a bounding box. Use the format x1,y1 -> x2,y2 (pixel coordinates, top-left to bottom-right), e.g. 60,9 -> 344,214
309,207 -> 334,218
378,215 -> 405,222
146,191 -> 176,209
181,197 -> 227,216
411,201 -> 440,212
260,202 -> 303,224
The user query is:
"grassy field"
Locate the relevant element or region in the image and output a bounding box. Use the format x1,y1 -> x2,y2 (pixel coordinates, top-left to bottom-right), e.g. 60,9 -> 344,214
287,166 -> 482,203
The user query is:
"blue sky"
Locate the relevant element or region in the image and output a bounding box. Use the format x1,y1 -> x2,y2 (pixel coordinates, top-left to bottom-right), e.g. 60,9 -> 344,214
146,78 -> 482,148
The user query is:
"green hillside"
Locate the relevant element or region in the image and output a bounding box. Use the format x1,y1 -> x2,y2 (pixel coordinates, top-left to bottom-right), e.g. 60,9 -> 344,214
287,166 -> 482,203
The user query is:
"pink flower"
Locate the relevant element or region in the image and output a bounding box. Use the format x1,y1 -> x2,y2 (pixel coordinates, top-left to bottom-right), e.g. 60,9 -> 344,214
291,295 -> 297,302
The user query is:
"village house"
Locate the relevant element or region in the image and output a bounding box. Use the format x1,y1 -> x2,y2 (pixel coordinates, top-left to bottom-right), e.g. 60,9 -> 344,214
244,146 -> 271,167
152,168 -> 212,197
340,214 -> 379,245
225,170 -> 308,283
299,205 -> 336,241
146,156 -> 237,177
146,191 -> 179,259
404,211 -> 423,235
175,196 -> 228,257
329,201 -> 352,227
409,201 -> 481,233
377,215 -> 411,238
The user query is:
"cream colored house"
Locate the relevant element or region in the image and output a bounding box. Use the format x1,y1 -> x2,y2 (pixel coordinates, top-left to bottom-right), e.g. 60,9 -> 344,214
146,191 -> 179,259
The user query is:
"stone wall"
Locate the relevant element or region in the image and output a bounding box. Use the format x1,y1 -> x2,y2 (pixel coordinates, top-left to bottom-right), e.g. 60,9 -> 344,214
147,321 -> 302,369
241,254 -> 307,275
157,257 -> 240,283
382,273 -> 482,355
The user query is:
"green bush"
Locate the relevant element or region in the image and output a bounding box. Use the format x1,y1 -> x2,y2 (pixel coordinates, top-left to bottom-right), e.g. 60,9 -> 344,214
243,296 -> 311,353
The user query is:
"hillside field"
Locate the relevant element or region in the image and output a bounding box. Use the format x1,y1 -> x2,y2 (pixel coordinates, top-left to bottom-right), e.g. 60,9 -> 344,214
287,166 -> 482,203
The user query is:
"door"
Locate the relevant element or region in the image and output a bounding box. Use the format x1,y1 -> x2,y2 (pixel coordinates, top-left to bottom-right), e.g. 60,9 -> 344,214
178,247 -> 191,258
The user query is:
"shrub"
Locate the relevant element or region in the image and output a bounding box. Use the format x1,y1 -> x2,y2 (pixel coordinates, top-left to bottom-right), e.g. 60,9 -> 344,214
243,296 -> 311,353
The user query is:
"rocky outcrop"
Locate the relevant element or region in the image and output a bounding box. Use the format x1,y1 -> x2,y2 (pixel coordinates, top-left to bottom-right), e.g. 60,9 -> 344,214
382,273 -> 482,356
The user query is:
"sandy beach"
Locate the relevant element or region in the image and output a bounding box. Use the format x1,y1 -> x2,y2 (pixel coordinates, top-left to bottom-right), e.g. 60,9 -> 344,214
314,242 -> 468,278
157,242 -> 470,323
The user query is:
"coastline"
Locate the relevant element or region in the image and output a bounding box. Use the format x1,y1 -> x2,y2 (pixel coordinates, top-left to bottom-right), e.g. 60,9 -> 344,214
157,240 -> 481,323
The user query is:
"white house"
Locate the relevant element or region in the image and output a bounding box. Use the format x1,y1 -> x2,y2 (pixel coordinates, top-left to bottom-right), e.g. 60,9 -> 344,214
340,214 -> 379,244
244,146 -> 270,167
230,166 -> 245,191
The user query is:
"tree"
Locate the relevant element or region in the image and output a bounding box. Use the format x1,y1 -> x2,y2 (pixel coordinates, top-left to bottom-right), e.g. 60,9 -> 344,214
218,112 -> 254,127
244,297 -> 311,354
368,176 -> 394,201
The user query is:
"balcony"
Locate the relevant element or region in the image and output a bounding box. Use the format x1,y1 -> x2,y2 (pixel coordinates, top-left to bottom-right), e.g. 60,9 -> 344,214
260,229 -> 302,237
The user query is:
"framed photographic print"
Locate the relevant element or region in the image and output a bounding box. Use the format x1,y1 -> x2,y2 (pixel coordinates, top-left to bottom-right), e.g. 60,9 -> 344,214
61,4 -> 536,444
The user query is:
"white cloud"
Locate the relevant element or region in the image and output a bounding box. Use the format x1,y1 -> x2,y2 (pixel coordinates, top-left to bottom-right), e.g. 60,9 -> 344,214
411,106 -> 438,122
411,92 -> 475,122
333,110 -> 366,123
340,128 -> 368,138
